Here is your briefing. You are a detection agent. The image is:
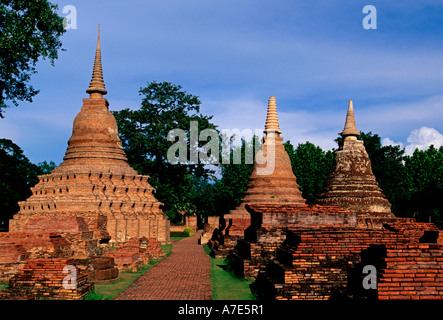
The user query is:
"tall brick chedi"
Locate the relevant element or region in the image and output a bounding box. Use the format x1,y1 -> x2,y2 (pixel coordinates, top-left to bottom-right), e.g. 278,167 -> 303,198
316,100 -> 393,218
9,28 -> 170,245
223,96 -> 305,237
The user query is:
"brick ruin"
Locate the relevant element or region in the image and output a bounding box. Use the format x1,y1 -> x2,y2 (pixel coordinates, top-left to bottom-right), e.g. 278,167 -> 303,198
212,96 -> 305,255
0,28 -> 169,299
0,258 -> 93,300
8,29 -> 170,245
103,237 -> 166,272
227,203 -> 357,278
227,100 -> 443,300
250,221 -> 443,300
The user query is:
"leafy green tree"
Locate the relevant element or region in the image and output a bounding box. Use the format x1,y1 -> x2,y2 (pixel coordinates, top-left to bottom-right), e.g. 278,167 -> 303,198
357,132 -> 409,216
113,81 -> 218,221
0,138 -> 41,226
0,0 -> 66,117
403,145 -> 443,222
211,136 -> 261,216
36,160 -> 56,174
284,141 -> 334,204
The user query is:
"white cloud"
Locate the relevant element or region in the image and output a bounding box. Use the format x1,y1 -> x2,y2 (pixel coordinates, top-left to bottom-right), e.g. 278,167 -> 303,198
381,137 -> 404,149
404,127 -> 443,155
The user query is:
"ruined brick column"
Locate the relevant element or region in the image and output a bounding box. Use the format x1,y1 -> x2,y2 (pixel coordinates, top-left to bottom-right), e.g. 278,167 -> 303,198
222,96 -> 305,238
8,27 -> 170,245
315,100 -> 394,222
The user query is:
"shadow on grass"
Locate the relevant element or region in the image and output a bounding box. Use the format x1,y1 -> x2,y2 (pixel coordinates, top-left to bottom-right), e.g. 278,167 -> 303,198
217,264 -> 229,271
203,244 -> 256,300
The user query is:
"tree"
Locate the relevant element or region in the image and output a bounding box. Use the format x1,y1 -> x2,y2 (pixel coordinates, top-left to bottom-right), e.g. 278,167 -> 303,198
0,0 -> 66,118
113,81 -> 218,221
284,141 -> 334,204
0,138 -> 40,225
211,136 -> 261,216
350,132 -> 409,217
403,146 -> 443,222
36,160 -> 56,174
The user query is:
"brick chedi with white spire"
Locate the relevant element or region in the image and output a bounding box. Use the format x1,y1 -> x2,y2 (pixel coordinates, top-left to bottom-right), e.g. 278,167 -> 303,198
315,99 -> 394,221
8,26 -> 170,245
222,96 -> 305,239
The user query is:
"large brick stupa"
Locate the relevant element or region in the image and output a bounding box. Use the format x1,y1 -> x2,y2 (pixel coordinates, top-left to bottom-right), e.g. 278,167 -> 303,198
8,28 -> 170,245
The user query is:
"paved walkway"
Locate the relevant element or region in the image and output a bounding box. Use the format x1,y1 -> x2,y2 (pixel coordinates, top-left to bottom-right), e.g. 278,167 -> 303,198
114,232 -> 213,300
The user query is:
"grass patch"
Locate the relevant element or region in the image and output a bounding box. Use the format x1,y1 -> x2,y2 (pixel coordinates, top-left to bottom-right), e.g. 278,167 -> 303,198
0,281 -> 8,291
203,245 -> 256,300
170,237 -> 185,242
85,243 -> 173,300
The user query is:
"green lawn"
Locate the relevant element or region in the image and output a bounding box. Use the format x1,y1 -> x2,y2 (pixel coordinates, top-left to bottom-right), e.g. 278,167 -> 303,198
203,245 -> 256,300
0,281 -> 7,291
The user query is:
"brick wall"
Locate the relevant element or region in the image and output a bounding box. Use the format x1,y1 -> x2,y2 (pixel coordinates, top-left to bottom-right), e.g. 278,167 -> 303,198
378,244 -> 443,300
0,258 -> 93,300
103,237 -> 165,271
251,221 -> 443,300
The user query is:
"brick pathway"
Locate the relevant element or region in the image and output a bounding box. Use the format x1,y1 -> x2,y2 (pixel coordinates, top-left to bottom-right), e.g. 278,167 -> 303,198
113,232 -> 212,300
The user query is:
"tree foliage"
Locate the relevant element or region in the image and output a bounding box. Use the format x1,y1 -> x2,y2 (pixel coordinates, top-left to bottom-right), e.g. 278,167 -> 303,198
337,131 -> 443,222
357,132 -> 408,215
113,81 -> 218,221
284,141 -> 334,204
402,145 -> 443,222
210,136 -> 260,216
0,0 -> 65,117
0,138 -> 54,224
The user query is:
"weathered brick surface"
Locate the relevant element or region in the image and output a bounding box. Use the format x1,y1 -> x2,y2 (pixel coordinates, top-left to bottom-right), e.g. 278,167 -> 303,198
220,97 -> 305,240
251,221 -> 443,300
377,244 -> 443,300
227,203 -> 359,278
0,33 -> 170,286
7,32 -> 170,247
103,237 -> 165,271
316,101 -> 393,218
0,258 -> 93,300
74,255 -> 119,282
0,230 -> 101,281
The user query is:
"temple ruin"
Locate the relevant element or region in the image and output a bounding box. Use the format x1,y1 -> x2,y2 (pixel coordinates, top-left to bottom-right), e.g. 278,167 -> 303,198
215,97 -> 304,253
228,100 -> 443,300
8,27 -> 170,246
315,99 -> 394,223
0,28 -> 170,299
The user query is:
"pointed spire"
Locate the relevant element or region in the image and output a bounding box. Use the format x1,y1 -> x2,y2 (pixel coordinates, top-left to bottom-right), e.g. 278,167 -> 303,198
341,99 -> 360,138
86,24 -> 107,98
264,96 -> 282,135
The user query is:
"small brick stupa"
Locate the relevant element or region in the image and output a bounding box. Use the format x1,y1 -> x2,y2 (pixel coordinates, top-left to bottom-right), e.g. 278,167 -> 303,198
316,100 -> 394,223
221,96 -> 305,239
8,27 -> 170,246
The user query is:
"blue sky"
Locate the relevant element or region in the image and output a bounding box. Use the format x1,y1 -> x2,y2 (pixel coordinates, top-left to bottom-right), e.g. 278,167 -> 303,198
1,0 -> 442,165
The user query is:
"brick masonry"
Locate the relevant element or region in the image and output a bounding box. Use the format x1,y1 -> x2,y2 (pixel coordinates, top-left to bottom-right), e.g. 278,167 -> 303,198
220,97 -> 305,241
114,233 -> 212,300
249,220 -> 443,300
0,31 -> 171,299
103,237 -> 166,272
0,258 -> 93,300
